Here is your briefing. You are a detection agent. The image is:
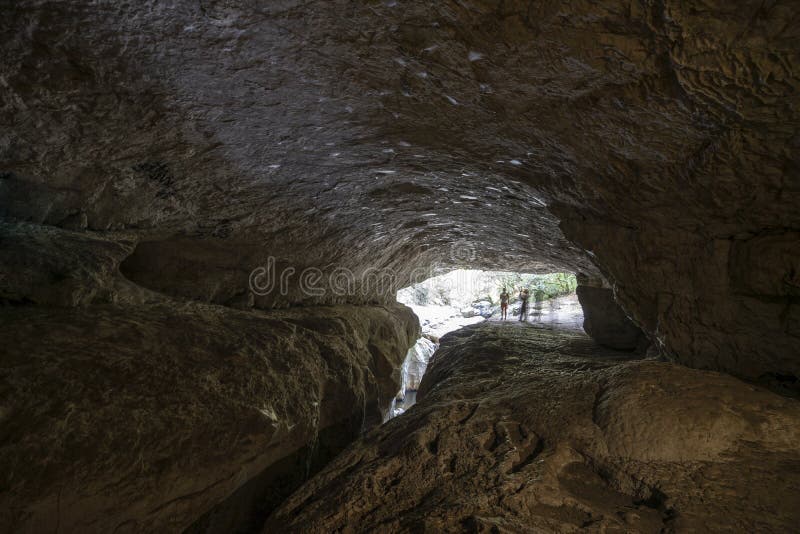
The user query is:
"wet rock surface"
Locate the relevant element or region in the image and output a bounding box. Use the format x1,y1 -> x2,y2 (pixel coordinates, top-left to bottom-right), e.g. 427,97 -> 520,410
267,322 -> 800,532
3,1 -> 799,380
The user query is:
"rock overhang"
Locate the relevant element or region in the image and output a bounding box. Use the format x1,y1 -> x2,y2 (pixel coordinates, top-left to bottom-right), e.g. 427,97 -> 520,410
2,0 -> 798,381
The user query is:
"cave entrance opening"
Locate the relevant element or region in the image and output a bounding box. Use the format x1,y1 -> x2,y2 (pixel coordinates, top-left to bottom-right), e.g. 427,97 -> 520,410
386,270 -> 581,419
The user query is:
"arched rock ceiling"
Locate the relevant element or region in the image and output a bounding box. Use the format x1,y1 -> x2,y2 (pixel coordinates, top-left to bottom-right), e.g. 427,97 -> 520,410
2,1 -> 799,380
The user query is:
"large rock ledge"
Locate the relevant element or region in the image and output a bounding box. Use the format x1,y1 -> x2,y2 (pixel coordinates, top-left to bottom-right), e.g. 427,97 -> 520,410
267,323 -> 800,532
0,299 -> 418,533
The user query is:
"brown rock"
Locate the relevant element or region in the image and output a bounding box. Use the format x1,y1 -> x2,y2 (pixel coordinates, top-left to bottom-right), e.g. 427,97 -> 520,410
1,0 -> 799,530
0,255 -> 418,533
267,323 -> 800,532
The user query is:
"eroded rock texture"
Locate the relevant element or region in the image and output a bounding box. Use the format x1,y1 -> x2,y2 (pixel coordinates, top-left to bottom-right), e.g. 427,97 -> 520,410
267,323 -> 800,532
576,285 -> 646,351
3,1 -> 799,381
1,0 -> 799,531
0,223 -> 418,533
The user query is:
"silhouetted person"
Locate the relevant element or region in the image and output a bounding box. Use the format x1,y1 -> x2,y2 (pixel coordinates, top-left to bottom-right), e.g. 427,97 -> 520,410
519,288 -> 530,322
499,288 -> 509,320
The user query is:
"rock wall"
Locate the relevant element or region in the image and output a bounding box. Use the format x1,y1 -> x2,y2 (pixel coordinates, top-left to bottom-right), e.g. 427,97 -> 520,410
267,323 -> 800,532
576,284 -> 646,351
3,0 -> 797,382
1,0 -> 799,528
0,223 -> 419,533
563,217 -> 800,392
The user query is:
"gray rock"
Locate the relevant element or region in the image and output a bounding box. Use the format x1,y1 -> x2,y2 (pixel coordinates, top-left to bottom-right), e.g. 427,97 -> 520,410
1,0 -> 799,529
0,224 -> 419,533
3,0 -> 798,383
576,285 -> 646,351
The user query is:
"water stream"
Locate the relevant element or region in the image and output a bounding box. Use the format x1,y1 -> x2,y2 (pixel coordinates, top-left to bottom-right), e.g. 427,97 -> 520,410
387,337 -> 437,419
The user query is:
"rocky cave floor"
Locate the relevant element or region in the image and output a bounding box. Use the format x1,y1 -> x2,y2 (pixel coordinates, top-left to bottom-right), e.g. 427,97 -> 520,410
266,322 -> 800,533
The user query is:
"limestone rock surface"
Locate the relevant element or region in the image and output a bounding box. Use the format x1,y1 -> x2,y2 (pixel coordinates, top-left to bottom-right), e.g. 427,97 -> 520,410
3,1 -> 799,381
267,323 -> 800,532
0,226 -> 419,534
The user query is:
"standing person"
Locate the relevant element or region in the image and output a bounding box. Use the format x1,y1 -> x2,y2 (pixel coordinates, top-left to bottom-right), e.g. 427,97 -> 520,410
499,287 -> 509,320
519,288 -> 530,322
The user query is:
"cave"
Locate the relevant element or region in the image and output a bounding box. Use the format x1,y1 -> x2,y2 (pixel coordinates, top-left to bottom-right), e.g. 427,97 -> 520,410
1,1 -> 799,532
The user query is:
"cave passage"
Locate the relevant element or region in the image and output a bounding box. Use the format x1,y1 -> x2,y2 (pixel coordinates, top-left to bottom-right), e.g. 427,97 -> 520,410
3,1 -> 799,532
388,270 -> 583,419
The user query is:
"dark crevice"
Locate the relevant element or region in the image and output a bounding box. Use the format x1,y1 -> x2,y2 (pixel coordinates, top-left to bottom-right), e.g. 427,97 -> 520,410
185,418 -> 362,534
510,438 -> 545,474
